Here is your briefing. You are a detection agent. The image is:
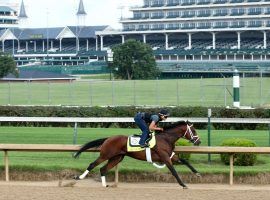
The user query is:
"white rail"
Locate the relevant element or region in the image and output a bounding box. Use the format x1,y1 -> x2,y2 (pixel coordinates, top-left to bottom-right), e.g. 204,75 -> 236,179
0,117 -> 269,124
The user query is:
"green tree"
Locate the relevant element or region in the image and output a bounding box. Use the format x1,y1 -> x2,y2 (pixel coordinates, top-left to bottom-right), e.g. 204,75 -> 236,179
112,39 -> 160,80
0,53 -> 17,78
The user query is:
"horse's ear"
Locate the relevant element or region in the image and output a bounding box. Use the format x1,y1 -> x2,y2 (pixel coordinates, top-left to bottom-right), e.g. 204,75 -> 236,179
186,120 -> 193,126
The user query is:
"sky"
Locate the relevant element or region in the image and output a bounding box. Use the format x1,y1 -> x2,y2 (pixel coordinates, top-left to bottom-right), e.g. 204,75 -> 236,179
2,0 -> 143,29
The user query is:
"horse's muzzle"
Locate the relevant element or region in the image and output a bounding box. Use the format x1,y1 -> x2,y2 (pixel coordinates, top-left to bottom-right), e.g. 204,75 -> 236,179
191,136 -> 201,146
194,140 -> 201,146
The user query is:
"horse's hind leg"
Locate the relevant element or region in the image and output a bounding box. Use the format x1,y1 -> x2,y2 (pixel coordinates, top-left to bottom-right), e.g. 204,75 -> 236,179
99,155 -> 124,187
171,155 -> 201,177
75,156 -> 106,180
179,158 -> 201,177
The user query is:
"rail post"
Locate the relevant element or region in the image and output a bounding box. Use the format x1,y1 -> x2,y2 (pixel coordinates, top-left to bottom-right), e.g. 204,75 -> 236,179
4,150 -> 9,181
208,108 -> 212,163
73,122 -> 78,144
229,154 -> 234,185
268,124 -> 270,147
233,69 -> 240,108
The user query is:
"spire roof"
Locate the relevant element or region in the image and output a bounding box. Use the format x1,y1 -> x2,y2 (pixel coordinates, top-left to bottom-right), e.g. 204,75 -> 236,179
77,0 -> 87,15
18,0 -> 27,18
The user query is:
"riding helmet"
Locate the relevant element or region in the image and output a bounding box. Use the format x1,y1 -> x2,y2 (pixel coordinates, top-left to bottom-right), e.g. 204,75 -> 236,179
159,109 -> 170,116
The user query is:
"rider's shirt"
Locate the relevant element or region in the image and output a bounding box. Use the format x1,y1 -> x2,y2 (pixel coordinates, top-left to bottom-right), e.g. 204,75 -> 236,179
141,112 -> 159,124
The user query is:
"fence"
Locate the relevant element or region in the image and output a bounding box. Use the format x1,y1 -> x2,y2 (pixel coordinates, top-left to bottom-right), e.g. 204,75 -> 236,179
0,75 -> 269,107
1,144 -> 270,185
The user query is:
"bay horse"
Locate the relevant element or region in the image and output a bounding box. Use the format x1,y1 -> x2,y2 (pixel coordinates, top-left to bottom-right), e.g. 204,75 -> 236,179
73,121 -> 201,189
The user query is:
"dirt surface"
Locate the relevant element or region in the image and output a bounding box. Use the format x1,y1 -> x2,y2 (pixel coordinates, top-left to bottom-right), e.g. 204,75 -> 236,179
1,179 -> 270,200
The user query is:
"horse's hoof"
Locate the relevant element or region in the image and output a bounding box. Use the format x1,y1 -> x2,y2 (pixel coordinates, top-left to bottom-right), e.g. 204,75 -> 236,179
73,175 -> 80,180
183,186 -> 188,189
195,173 -> 201,177
109,184 -> 118,188
61,180 -> 77,187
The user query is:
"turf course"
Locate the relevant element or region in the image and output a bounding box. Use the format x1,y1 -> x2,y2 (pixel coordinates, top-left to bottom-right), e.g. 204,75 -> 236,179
0,127 -> 270,175
0,77 -> 269,107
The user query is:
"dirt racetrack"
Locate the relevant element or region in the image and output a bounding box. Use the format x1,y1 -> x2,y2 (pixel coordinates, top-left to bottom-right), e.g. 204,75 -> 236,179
1,179 -> 270,200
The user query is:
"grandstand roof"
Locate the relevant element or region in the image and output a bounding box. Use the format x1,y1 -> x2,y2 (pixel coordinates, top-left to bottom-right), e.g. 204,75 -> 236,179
77,0 -> 87,15
0,26 -> 109,40
18,0 -> 27,18
0,6 -> 15,12
68,26 -> 108,38
0,29 -> 5,36
18,27 -> 63,40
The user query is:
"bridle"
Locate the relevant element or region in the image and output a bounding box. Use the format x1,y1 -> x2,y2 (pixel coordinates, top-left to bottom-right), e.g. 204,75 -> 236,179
182,123 -> 200,144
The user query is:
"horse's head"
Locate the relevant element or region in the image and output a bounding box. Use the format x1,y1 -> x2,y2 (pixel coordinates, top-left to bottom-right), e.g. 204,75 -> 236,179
181,121 -> 201,146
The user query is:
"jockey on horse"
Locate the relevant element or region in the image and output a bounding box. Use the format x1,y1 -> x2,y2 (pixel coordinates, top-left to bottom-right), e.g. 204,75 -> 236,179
134,109 -> 169,148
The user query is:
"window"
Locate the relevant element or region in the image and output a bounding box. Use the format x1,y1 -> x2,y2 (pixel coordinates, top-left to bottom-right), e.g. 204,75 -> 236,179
142,12 -> 150,18
197,9 -> 211,17
197,22 -> 211,29
182,10 -> 195,17
151,23 -> 165,30
248,20 -> 262,27
230,0 -> 244,3
167,23 -> 179,29
167,0 -> 180,6
167,10 -> 179,18
248,7 -> 262,15
152,11 -> 164,18
214,21 -> 228,28
144,0 -> 150,7
231,8 -> 245,15
134,12 -> 141,19
197,0 -> 211,5
230,21 -> 245,27
182,0 -> 196,5
181,22 -> 195,29
214,9 -> 228,16
151,0 -> 165,6
213,0 -> 227,3
266,8 -> 270,14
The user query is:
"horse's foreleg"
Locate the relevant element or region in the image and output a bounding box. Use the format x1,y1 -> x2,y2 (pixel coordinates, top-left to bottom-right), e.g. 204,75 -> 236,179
100,155 -> 125,187
166,162 -> 188,189
75,156 -> 106,180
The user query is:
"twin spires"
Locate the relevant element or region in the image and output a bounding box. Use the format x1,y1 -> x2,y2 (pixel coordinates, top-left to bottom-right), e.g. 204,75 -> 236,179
77,0 -> 87,16
18,0 -> 27,19
18,0 -> 87,27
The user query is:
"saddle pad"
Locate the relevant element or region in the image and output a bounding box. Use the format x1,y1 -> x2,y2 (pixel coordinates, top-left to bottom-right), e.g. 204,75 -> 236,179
127,134 -> 156,152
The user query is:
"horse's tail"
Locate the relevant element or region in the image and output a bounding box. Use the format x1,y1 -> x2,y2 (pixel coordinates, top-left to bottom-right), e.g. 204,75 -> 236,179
73,138 -> 108,159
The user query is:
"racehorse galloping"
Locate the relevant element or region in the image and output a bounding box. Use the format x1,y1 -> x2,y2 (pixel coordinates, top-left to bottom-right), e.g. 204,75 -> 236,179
74,121 -> 201,189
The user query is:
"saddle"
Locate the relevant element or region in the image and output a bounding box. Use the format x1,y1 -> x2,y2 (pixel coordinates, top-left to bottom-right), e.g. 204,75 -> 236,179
127,133 -> 156,152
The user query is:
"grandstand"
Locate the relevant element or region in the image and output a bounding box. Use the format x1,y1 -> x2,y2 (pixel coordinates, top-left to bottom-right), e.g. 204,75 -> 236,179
0,5 -> 17,30
96,0 -> 270,77
1,0 -> 270,77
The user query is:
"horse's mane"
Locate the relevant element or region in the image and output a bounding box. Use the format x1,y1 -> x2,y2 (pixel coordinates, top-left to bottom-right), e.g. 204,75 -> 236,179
163,120 -> 187,131
155,121 -> 188,135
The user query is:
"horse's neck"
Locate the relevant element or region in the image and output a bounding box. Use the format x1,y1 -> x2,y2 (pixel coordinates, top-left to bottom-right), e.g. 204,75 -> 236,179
159,130 -> 180,145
